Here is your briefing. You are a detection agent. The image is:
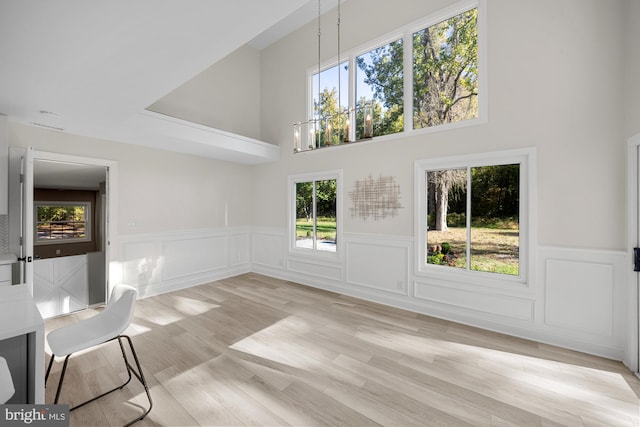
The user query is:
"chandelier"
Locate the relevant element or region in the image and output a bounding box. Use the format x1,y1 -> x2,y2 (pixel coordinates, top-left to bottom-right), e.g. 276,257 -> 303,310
293,0 -> 373,153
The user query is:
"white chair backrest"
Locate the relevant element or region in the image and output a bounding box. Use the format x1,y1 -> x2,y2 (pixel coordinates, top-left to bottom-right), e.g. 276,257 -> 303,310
0,356 -> 15,404
104,285 -> 138,335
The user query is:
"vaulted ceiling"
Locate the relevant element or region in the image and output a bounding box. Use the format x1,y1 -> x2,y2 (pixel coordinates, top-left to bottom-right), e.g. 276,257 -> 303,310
0,1 -> 337,164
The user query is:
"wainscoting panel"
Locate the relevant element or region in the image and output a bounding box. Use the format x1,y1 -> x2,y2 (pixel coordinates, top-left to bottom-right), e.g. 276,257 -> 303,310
118,227 -> 251,297
345,235 -> 411,295
121,240 -> 162,287
545,259 -> 613,336
229,232 -> 250,267
539,246 -> 626,355
414,278 -> 535,321
251,229 -> 285,269
162,234 -> 227,281
287,257 -> 343,281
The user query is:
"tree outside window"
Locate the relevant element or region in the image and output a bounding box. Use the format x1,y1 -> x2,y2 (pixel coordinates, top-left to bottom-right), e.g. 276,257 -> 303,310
295,179 -> 337,252
356,39 -> 404,138
312,62 -> 349,146
413,8 -> 479,128
426,163 -> 520,276
36,202 -> 90,244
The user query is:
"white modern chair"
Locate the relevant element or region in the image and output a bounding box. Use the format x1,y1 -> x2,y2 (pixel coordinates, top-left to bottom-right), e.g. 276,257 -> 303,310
45,284 -> 152,426
0,356 -> 14,404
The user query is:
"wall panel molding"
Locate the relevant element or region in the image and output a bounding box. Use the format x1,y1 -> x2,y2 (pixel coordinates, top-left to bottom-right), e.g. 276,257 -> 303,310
537,246 -> 626,356
116,227 -> 629,361
345,234 -> 411,295
118,226 -> 251,298
413,278 -> 535,321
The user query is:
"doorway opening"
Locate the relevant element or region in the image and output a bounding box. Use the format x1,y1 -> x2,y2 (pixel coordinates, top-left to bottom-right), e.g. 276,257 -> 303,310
8,149 -> 118,319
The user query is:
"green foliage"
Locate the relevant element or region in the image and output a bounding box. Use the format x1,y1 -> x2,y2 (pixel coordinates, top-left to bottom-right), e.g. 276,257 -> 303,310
470,165 -> 519,219
356,39 -> 404,136
316,88 -> 347,146
296,182 -> 313,220
296,180 -> 337,220
296,217 -> 337,241
316,8 -> 477,141
37,205 -> 85,222
413,8 -> 478,128
471,216 -> 519,230
427,253 -> 446,265
427,226 -> 519,276
440,242 -> 451,255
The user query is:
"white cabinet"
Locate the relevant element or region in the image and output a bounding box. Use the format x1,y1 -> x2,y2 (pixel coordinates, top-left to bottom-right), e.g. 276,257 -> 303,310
33,255 -> 88,318
0,264 -> 10,286
0,114 -> 7,214
0,254 -> 15,286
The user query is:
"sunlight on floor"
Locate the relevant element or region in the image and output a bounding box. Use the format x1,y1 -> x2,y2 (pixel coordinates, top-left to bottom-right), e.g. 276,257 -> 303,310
229,316 -> 317,370
172,295 -> 219,316
137,295 -> 219,326
355,327 -> 640,424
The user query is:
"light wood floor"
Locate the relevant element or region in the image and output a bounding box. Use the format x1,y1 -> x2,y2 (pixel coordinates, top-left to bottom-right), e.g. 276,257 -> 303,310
44,273 -> 640,426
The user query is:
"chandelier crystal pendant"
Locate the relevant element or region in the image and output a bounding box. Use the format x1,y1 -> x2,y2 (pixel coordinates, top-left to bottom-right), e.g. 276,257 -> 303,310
293,0 -> 373,154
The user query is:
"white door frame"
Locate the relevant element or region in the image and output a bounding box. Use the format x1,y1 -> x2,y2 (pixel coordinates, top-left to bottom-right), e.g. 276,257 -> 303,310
10,148 -> 118,301
627,133 -> 640,375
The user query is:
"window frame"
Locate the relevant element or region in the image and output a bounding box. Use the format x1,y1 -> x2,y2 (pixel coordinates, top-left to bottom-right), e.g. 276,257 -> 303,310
415,148 -> 536,288
34,200 -> 92,246
288,170 -> 343,258
305,0 -> 485,146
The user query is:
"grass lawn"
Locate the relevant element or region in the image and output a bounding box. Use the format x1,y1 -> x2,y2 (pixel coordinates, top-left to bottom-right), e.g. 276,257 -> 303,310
427,226 -> 519,275
296,218 -> 337,241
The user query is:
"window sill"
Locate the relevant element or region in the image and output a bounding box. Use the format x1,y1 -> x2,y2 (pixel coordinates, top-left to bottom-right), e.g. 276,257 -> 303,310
292,116 -> 487,154
415,264 -> 533,296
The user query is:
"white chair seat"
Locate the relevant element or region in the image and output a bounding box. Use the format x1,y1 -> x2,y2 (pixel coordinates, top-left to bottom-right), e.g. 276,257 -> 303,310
48,308 -> 131,357
48,284 -> 136,357
45,284 -> 152,427
0,356 -> 15,404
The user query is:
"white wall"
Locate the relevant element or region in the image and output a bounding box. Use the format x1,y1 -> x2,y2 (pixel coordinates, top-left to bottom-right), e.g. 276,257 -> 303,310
253,0 -> 632,360
624,0 -> 640,139
9,122 -> 255,297
149,44 -> 262,140
9,122 -> 254,234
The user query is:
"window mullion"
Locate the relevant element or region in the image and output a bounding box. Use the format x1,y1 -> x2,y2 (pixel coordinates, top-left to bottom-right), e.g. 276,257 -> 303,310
312,181 -> 318,250
349,55 -> 356,142
404,29 -> 413,133
465,166 -> 472,271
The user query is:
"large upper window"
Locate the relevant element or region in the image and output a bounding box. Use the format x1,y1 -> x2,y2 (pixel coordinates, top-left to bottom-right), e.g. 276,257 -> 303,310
356,38 -> 404,138
290,171 -> 342,255
413,8 -> 478,129
35,202 -> 91,245
304,0 -> 482,151
416,149 -> 533,284
312,61 -> 349,146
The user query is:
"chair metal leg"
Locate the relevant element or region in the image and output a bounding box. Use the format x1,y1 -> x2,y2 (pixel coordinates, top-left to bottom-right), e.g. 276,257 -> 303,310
53,355 -> 71,404
120,335 -> 153,427
47,335 -> 152,427
45,353 -> 55,384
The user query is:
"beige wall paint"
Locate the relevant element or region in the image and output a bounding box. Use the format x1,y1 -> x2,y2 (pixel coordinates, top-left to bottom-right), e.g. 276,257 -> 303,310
149,44 -> 262,140
256,0 -> 628,250
9,122 -> 254,235
624,0 -> 640,139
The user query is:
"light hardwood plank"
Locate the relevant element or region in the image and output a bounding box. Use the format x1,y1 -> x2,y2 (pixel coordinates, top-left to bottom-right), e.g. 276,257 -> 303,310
44,273 -> 640,426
